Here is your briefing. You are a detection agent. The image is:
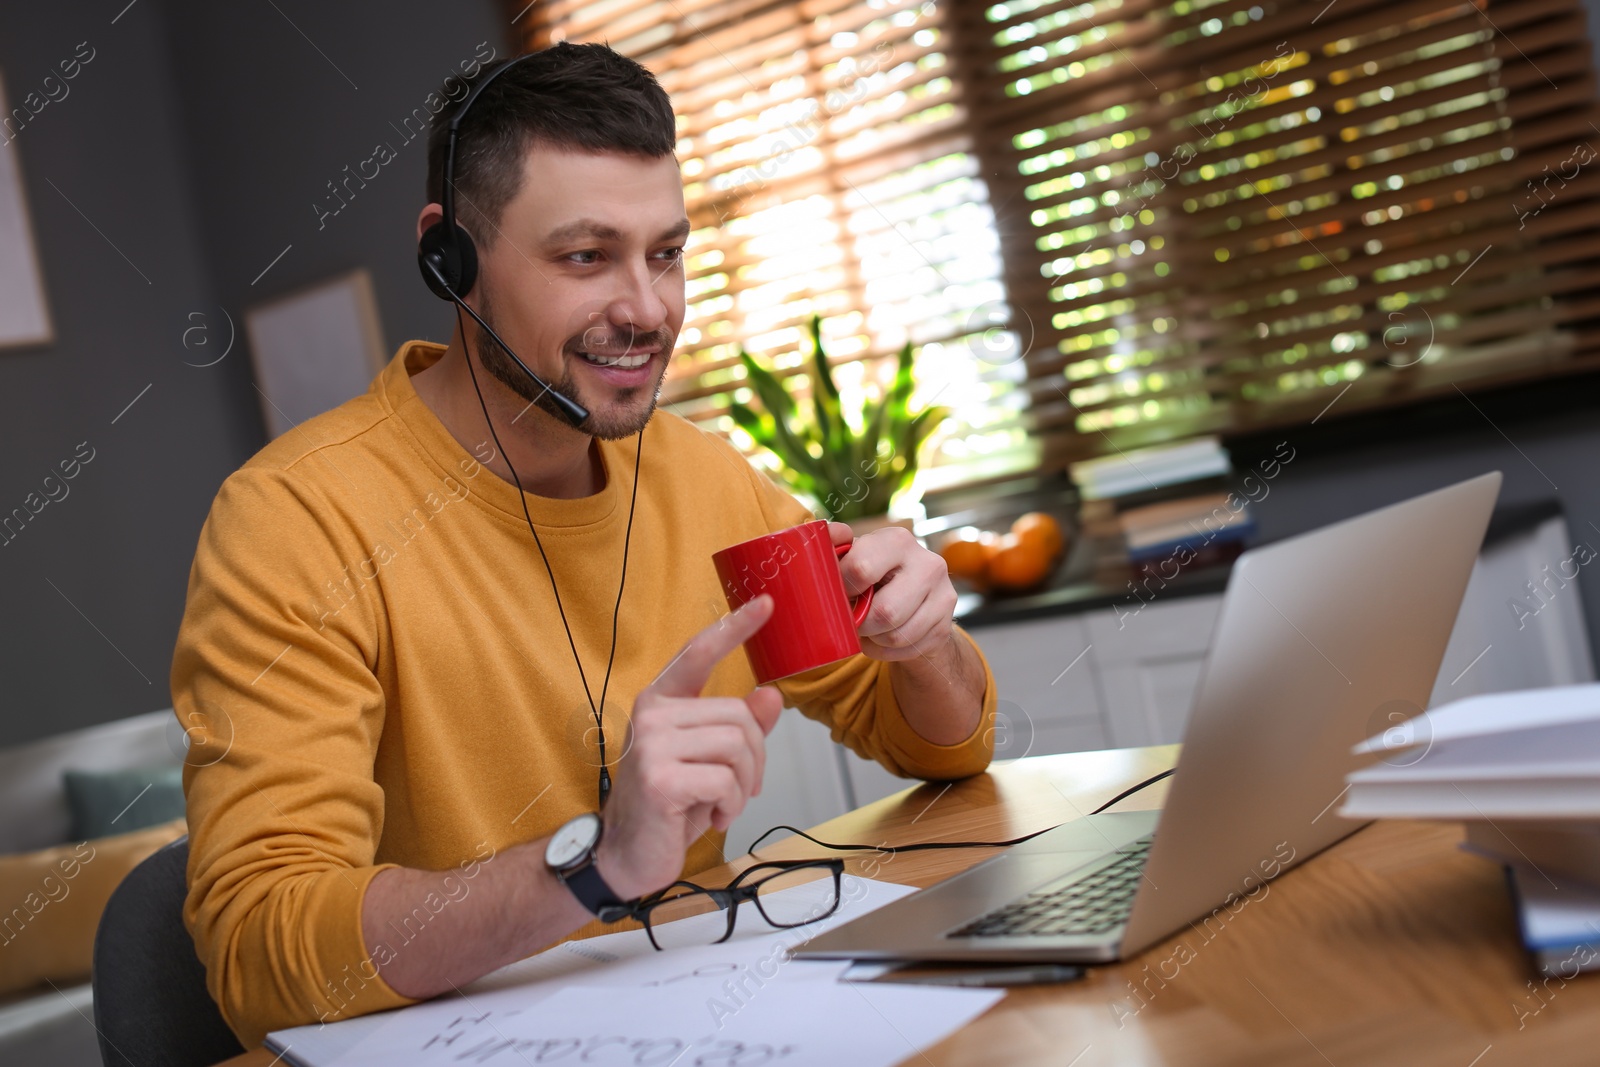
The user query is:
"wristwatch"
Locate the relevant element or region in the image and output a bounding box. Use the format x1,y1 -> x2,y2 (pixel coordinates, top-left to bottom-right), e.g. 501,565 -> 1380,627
545,812 -> 633,923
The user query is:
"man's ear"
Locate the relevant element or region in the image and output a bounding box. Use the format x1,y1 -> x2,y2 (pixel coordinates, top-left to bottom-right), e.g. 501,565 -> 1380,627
417,203 -> 445,243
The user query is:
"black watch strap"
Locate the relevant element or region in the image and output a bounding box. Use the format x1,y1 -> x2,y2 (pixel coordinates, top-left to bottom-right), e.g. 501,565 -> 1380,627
562,859 -> 632,923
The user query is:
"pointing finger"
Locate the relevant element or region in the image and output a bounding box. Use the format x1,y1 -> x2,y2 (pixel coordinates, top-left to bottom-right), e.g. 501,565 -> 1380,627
648,595 -> 773,698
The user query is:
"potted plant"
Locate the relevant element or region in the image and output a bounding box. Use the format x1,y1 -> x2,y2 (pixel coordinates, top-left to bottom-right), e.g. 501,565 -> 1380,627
726,315 -> 950,530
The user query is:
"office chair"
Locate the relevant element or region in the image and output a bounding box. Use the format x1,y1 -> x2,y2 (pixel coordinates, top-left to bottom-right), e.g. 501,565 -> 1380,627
91,836 -> 245,1067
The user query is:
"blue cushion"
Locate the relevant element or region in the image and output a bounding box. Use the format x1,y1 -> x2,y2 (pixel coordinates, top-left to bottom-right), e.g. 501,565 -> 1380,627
61,765 -> 185,841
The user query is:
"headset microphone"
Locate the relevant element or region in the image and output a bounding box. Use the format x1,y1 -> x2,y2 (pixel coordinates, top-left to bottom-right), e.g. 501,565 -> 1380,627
417,53 -> 589,429
417,51 -> 644,812
419,255 -> 590,427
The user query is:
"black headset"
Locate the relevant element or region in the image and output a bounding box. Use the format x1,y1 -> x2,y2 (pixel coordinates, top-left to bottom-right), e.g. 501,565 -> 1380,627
415,50 -> 647,810
417,54 -> 590,428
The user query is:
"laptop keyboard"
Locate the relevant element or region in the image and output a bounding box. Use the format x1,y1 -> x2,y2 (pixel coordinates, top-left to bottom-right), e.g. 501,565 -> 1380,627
947,836 -> 1153,939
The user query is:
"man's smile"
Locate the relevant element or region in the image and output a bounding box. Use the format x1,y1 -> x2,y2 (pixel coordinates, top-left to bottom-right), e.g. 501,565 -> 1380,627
573,347 -> 657,369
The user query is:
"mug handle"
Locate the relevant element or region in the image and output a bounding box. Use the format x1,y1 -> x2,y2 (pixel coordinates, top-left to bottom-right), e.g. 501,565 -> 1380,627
834,541 -> 874,627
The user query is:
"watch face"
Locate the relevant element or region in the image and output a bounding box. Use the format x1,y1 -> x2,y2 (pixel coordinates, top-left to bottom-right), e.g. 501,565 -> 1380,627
546,812 -> 602,870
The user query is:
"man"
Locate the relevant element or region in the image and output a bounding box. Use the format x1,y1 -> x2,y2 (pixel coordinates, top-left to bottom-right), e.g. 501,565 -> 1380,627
172,42 -> 995,1048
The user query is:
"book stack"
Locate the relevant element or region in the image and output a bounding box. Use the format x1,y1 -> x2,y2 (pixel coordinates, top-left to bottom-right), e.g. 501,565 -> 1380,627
1068,436 -> 1232,503
1503,867 -> 1600,978
1341,684 -> 1600,976
1117,492 -> 1255,576
1067,437 -> 1246,582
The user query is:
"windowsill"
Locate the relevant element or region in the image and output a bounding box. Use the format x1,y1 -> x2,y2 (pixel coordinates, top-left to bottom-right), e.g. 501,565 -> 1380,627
954,497 -> 1562,630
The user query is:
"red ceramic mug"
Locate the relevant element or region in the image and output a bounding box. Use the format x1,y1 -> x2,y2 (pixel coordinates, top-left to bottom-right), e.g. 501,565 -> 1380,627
712,519 -> 874,684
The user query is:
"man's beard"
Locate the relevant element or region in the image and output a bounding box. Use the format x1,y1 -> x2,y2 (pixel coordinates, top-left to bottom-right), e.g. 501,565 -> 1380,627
470,290 -> 671,441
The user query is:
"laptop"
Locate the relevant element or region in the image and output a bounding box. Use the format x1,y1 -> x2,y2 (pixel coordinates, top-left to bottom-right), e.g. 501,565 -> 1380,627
796,471 -> 1502,965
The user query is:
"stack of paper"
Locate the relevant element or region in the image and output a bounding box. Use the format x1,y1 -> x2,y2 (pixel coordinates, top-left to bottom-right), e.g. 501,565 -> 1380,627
264,877 -> 1005,1067
1342,684 -> 1600,975
1342,684 -> 1600,820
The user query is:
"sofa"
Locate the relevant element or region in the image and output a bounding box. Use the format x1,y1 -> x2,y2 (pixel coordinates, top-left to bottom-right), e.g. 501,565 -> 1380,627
0,708 -> 185,1067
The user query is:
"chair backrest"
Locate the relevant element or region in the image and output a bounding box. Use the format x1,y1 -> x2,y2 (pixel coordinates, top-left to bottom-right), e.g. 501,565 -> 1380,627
91,836 -> 245,1067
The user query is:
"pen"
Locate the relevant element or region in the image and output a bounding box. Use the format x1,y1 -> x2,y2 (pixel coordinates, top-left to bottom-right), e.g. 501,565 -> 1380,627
878,963 -> 1084,988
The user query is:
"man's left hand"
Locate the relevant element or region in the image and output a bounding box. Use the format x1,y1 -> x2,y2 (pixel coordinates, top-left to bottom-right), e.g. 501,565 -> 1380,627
828,520 -> 957,662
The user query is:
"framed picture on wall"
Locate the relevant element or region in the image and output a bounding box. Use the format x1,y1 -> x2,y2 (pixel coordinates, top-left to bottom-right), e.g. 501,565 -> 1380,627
0,72 -> 55,350
245,268 -> 388,440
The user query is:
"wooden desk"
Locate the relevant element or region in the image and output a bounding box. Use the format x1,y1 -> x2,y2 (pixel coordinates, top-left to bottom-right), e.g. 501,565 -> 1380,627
219,746 -> 1600,1066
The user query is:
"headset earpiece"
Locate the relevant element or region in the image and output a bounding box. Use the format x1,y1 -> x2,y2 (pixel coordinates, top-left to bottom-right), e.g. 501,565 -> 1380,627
416,54 -> 587,428
417,221 -> 479,300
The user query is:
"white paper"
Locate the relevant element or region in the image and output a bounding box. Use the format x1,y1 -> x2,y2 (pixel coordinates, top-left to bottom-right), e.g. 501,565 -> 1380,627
329,980 -> 1001,1067
839,960 -> 905,982
1350,719 -> 1600,784
1352,683 -> 1600,755
466,874 -> 913,995
270,876 -> 922,1067
1511,868 -> 1600,950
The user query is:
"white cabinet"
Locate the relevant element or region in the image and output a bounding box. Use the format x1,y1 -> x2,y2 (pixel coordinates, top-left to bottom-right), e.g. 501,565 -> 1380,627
826,596 -> 1225,811
963,613 -> 1104,758
725,705 -> 851,858
1427,514 -> 1597,707
1084,594 -> 1224,747
840,613 -> 1107,810
1067,514 -> 1599,748
734,513 -> 1598,849
839,743 -> 915,812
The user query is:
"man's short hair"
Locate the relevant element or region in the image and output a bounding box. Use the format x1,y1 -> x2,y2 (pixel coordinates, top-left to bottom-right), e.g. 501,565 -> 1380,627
426,41 -> 676,243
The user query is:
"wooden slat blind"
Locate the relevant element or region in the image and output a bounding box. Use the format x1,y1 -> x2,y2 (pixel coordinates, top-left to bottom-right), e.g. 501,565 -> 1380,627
514,0 -> 1600,484
516,0 -> 1039,492
944,0 -> 1600,465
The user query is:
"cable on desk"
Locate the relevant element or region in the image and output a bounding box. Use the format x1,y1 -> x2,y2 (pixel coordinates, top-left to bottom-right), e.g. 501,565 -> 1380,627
745,823 -> 1057,858
744,767 -> 1177,857
1088,768 -> 1175,815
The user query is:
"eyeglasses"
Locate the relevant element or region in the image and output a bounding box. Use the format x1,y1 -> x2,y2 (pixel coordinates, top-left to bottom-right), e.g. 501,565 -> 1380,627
628,858 -> 846,951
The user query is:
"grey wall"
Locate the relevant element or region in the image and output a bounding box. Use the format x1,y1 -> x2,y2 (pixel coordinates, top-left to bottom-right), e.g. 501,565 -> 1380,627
0,1 -> 242,747
161,0 -> 508,359
0,0 -> 506,748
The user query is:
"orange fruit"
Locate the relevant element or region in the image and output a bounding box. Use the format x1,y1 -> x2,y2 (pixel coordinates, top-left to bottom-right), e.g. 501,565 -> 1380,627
1011,512 -> 1064,559
988,532 -> 1055,591
940,530 -> 998,586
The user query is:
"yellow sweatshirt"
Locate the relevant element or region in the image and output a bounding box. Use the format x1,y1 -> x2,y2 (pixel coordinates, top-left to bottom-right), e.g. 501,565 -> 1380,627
172,340 -> 996,1047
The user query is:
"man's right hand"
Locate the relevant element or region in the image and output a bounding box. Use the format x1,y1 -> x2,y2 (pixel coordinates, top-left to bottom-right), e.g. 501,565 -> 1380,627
595,594 -> 783,901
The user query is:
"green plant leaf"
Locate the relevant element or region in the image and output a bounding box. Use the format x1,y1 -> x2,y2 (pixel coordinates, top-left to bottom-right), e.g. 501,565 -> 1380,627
880,341 -> 916,460
858,393 -> 889,481
810,314 -> 843,406
720,319 -> 949,521
889,341 -> 915,413
903,405 -> 952,465
729,399 -> 820,497
726,399 -> 775,449
737,353 -> 825,485
738,350 -> 797,423
807,316 -> 862,494
807,315 -> 844,455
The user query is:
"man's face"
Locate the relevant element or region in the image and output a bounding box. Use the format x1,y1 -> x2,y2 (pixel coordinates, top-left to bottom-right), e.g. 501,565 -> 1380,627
469,146 -> 688,440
